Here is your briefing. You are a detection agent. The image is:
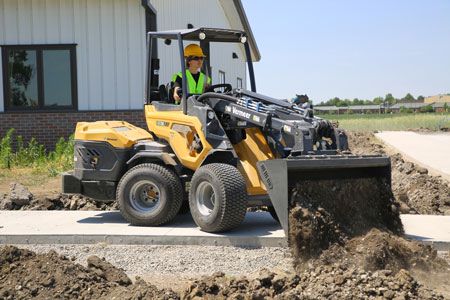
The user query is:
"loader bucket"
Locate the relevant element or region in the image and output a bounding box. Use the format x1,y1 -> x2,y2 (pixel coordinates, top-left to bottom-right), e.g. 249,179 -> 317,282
257,155 -> 401,238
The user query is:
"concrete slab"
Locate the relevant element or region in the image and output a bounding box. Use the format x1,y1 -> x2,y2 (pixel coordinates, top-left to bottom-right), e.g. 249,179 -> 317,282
375,131 -> 450,181
0,211 -> 449,249
401,214 -> 450,251
0,211 -> 286,247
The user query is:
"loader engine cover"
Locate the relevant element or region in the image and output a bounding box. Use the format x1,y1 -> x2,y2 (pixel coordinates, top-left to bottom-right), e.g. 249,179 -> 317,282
63,121 -> 153,200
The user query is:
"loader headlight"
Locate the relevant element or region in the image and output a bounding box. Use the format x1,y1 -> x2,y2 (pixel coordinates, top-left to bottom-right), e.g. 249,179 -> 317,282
199,32 -> 206,40
240,36 -> 247,43
207,111 -> 215,120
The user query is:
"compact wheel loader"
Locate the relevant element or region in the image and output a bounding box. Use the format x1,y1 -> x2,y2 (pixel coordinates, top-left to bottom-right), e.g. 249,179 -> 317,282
62,28 -> 394,234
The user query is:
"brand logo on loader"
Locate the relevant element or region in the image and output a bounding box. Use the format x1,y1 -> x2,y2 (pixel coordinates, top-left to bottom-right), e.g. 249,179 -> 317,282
260,164 -> 273,190
231,106 -> 251,119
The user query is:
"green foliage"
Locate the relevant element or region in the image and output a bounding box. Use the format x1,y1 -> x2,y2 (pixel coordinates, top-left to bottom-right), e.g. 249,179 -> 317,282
0,129 -> 14,169
384,93 -> 396,105
444,103 -> 449,112
402,93 -> 415,102
399,106 -> 413,114
0,129 -> 74,176
419,105 -> 434,113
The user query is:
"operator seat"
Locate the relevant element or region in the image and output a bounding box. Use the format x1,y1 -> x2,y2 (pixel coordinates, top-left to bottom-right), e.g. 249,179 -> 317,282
152,84 -> 182,111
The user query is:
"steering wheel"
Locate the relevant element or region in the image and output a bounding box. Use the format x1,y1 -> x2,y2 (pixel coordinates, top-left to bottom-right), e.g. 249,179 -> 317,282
205,83 -> 233,94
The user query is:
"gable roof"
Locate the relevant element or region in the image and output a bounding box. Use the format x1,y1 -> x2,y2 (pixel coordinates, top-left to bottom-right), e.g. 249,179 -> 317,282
219,0 -> 261,61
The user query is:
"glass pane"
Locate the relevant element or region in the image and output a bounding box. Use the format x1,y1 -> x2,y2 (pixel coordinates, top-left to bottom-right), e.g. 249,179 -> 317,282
8,50 -> 39,108
43,50 -> 72,107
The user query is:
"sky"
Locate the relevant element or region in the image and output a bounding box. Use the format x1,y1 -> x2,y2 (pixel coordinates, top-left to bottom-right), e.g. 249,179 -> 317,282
241,0 -> 450,103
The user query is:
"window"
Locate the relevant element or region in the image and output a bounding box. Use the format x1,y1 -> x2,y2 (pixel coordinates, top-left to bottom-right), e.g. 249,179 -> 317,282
2,44 -> 77,110
237,77 -> 243,89
218,70 -> 226,92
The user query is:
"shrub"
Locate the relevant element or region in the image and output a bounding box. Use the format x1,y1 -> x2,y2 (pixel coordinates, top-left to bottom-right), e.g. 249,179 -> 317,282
0,129 -> 74,176
420,105 -> 434,113
0,129 -> 14,169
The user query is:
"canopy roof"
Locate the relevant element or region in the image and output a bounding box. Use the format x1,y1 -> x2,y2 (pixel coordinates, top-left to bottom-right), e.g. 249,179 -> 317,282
148,27 -> 247,43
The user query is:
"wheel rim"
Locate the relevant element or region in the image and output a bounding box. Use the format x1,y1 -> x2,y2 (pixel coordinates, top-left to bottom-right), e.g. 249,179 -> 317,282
195,181 -> 216,217
129,180 -> 161,213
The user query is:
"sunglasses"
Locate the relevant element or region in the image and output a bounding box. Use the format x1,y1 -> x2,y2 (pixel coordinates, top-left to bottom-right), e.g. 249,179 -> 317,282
190,56 -> 204,61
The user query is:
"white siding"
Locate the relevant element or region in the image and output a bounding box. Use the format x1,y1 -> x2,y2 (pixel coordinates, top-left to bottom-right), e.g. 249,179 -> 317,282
0,0 -> 247,112
0,0 -> 146,111
150,0 -> 247,90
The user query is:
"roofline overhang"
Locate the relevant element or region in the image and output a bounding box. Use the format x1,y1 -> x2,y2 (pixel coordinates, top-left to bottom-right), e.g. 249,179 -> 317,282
233,0 -> 261,62
219,0 -> 261,62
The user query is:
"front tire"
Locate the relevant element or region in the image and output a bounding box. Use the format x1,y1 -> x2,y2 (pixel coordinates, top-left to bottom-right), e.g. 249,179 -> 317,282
189,163 -> 247,232
117,163 -> 183,226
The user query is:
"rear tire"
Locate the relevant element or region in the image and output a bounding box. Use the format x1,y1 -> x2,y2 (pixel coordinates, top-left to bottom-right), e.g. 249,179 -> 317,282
117,163 -> 183,226
189,163 -> 247,232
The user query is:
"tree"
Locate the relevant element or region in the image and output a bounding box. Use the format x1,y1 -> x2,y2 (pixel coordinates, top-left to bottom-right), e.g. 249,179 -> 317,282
402,93 -> 415,102
384,93 -> 396,105
372,97 -> 384,105
417,95 -> 425,102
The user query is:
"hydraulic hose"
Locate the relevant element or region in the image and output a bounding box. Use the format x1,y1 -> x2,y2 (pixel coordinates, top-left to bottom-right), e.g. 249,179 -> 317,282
196,92 -> 239,104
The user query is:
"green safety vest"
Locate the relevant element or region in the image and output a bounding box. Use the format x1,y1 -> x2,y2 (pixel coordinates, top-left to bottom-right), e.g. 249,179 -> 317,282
172,71 -> 211,94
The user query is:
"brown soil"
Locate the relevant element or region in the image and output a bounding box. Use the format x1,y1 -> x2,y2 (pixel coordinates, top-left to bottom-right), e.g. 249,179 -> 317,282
1,244 -> 447,300
0,246 -> 178,300
348,131 -> 450,215
0,182 -> 116,211
288,177 -> 403,263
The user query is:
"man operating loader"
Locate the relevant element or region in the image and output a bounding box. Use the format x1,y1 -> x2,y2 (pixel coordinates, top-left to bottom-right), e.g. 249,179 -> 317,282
172,44 -> 211,104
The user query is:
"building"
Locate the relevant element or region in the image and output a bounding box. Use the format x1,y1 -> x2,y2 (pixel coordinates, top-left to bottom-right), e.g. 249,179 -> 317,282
425,94 -> 450,104
389,102 -> 431,113
0,0 -> 260,148
314,104 -> 382,115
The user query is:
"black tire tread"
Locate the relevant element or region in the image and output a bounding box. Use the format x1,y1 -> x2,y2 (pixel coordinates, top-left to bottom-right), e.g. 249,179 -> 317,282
117,163 -> 183,226
190,163 -> 247,232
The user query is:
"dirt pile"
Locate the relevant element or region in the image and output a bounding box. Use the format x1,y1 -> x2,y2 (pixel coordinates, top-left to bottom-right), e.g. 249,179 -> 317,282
0,182 -> 117,211
0,245 -> 178,300
288,178 -> 403,262
182,265 -> 445,299
2,244 -> 444,300
348,131 -> 450,215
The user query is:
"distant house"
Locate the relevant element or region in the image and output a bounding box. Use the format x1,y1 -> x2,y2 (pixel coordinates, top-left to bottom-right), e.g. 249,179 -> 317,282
314,104 -> 382,115
432,102 -> 448,113
389,102 -> 431,113
425,94 -> 450,104
0,0 -> 260,148
314,106 -> 339,114
346,105 -> 382,114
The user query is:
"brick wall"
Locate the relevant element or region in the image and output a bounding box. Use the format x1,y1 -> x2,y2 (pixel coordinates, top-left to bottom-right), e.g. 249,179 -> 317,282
0,110 -> 147,150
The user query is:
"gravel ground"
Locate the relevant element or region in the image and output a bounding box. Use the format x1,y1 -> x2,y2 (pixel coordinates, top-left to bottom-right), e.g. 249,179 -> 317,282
13,244 -> 294,278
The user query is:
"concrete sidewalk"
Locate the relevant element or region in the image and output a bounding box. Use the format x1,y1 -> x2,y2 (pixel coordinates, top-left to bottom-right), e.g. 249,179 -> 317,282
375,131 -> 450,181
0,211 -> 286,247
0,211 -> 449,249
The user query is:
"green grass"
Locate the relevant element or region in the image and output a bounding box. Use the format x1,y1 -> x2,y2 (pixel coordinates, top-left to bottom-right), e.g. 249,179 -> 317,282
0,129 -> 74,176
316,113 -> 450,132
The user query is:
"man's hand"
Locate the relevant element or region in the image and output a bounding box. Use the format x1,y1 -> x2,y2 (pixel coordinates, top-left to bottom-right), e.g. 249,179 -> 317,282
173,87 -> 181,104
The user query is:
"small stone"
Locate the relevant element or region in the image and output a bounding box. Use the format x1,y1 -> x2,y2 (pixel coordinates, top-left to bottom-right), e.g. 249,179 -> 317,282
383,290 -> 395,299
416,167 -> 428,174
9,182 -> 32,206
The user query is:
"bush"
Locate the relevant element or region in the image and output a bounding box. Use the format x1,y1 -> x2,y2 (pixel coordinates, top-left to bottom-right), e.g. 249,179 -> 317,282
0,129 -> 14,168
0,129 -> 74,176
420,105 -> 434,113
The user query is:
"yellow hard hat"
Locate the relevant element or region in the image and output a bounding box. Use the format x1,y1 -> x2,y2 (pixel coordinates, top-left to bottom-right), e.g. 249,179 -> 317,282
184,44 -> 206,58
